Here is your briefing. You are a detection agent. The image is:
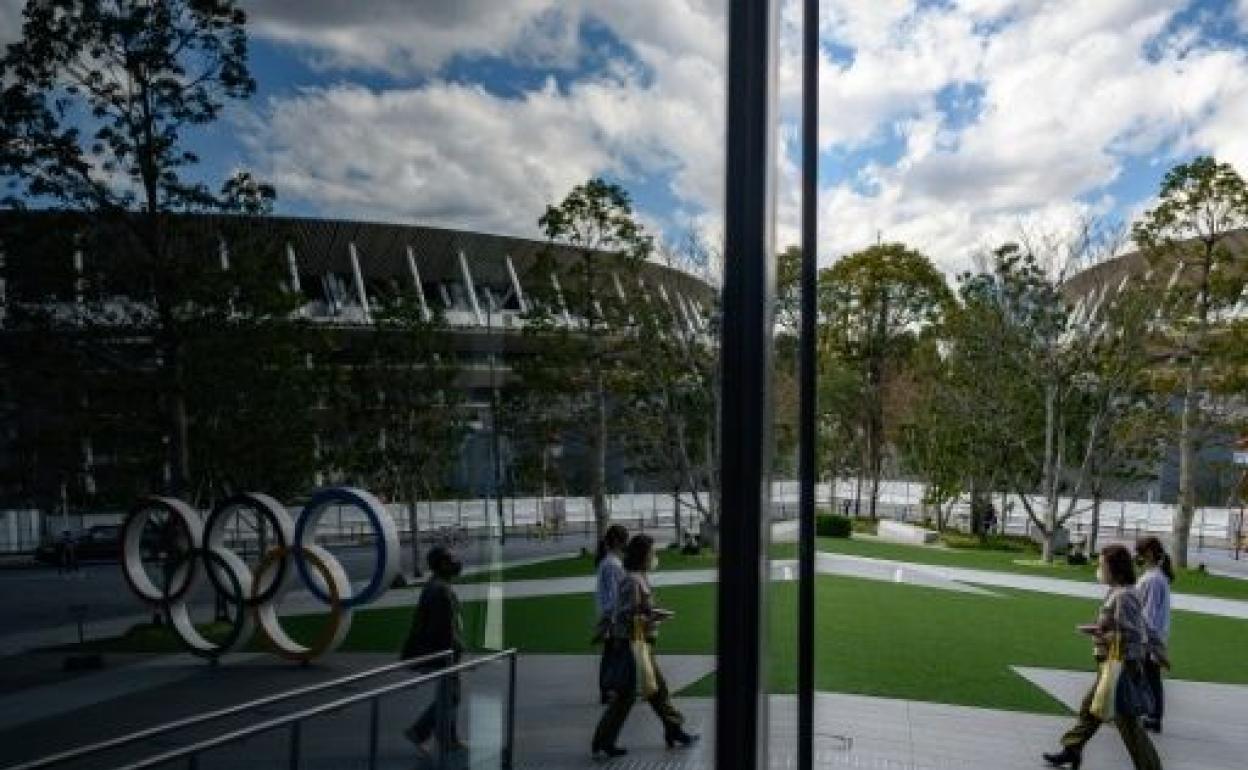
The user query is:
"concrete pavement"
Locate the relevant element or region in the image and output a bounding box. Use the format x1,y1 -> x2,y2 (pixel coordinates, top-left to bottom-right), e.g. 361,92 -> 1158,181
5,651 -> 1248,769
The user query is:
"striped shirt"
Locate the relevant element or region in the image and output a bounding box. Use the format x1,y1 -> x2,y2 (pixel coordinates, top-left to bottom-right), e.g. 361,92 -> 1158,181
595,552 -> 626,620
1092,586 -> 1157,661
1136,566 -> 1172,644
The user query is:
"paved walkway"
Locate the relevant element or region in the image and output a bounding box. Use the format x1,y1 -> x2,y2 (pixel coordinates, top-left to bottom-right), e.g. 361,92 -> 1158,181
5,652 -> 1247,769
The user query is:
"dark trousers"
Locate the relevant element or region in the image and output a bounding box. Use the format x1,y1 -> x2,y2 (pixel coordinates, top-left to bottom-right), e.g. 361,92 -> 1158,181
593,646 -> 684,749
410,674 -> 460,745
1143,658 -> 1164,724
598,641 -> 611,702
1060,667 -> 1163,770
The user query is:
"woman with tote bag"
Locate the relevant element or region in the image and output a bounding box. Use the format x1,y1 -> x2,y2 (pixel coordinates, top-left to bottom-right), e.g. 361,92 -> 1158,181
591,534 -> 699,759
1043,544 -> 1166,770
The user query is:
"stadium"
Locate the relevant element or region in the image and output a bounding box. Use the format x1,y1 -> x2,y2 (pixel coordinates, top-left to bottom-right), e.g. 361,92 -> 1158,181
0,212 -> 716,544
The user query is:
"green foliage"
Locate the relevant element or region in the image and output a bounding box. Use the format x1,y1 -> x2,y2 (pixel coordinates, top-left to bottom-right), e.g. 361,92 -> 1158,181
512,178 -> 723,540
0,1 -> 280,502
319,292 -> 465,514
815,513 -> 852,538
1131,156 -> 1248,564
0,0 -> 265,213
940,532 -> 1038,553
817,242 -> 952,515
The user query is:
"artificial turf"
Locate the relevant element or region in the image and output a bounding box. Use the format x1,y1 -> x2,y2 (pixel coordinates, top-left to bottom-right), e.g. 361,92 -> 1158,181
284,575 -> 1248,715
453,536 -> 1248,602
75,572 -> 1248,715
818,537 -> 1248,601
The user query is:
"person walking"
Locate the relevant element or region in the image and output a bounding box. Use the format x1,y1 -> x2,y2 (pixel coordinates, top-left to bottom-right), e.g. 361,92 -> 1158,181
1043,544 -> 1166,770
591,534 -> 699,759
1135,536 -> 1174,733
56,530 -> 79,576
400,547 -> 466,760
595,524 -> 630,704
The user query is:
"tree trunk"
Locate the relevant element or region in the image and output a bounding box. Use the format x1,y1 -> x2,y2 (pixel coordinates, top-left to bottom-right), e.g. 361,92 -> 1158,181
589,373 -> 608,540
1040,381 -> 1059,564
1041,529 -> 1056,564
673,487 -> 683,545
408,485 -> 423,579
1089,489 -> 1102,554
1175,241 -> 1215,570
1175,360 -> 1199,569
164,341 -> 192,498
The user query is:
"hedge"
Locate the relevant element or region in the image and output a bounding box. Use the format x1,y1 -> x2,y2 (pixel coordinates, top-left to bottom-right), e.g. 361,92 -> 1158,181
815,513 -> 852,538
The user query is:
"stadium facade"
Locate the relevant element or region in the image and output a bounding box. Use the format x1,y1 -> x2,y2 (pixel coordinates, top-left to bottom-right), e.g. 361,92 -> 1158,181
0,212 -> 716,517
1062,230 -> 1248,506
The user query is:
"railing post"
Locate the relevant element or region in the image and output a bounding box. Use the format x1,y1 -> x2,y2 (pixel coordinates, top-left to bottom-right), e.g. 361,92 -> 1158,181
368,697 -> 380,770
503,653 -> 517,770
288,721 -> 301,770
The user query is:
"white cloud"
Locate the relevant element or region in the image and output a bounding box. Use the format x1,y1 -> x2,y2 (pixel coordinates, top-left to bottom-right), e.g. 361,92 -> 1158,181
245,0 -> 727,244
247,0 -> 579,74
772,0 -> 1248,274
252,81 -> 610,236
250,51 -> 724,240
9,0 -> 1247,277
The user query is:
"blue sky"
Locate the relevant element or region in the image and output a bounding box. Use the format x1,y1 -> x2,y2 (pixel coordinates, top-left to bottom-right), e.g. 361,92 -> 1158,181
3,0 -> 1248,275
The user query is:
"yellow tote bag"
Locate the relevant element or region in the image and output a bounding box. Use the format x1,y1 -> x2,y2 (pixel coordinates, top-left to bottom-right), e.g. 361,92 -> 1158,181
1090,633 -> 1123,721
632,616 -> 659,698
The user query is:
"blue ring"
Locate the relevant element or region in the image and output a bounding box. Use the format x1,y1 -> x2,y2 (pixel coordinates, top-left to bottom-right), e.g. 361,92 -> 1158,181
293,487 -> 388,609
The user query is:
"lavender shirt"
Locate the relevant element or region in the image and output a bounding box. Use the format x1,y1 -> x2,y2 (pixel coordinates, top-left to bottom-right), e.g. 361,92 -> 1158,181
1136,566 -> 1172,644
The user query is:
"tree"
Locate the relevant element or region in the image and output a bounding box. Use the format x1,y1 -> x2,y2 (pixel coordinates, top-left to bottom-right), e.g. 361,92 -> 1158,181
0,0 -> 273,497
518,179 -> 654,540
616,231 -> 721,546
319,290 -> 464,579
818,242 -> 951,518
1133,156 -> 1248,568
917,233 -> 1162,562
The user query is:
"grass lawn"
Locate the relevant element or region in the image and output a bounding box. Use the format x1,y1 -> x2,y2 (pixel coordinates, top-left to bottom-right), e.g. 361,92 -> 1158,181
819,537 -> 1248,601
451,536 -> 1248,602
90,574 -> 1248,716
456,547 -> 727,585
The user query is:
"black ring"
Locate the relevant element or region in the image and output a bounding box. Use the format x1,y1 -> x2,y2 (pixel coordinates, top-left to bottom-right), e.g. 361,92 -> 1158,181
120,502 -> 198,604
202,493 -> 291,605
181,547 -> 251,660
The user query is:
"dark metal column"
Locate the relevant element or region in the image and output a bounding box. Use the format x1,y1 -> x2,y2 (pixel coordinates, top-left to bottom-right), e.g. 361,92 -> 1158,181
798,0 -> 819,767
717,0 -> 778,768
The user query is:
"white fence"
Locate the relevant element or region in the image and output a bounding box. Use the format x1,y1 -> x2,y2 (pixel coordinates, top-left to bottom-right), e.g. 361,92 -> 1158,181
3,478 -> 1243,554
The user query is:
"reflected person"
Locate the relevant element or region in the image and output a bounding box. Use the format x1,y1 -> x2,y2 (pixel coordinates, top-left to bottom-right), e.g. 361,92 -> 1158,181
591,534 -> 698,758
595,524 -> 630,704
401,546 -> 466,759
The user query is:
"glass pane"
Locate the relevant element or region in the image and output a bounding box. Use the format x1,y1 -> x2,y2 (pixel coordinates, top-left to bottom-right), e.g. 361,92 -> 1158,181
0,1 -> 730,768
803,2 -> 1248,770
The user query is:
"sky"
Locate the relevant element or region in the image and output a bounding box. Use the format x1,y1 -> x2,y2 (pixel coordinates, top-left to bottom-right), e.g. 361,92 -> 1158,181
3,0 -> 1248,277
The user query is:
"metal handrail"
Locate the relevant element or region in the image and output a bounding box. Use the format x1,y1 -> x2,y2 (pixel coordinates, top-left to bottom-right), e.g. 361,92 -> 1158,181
116,648 -> 518,770
4,650 -> 454,770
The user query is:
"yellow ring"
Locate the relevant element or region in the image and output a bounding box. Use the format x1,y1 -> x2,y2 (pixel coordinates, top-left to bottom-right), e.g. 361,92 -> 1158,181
251,544 -> 353,662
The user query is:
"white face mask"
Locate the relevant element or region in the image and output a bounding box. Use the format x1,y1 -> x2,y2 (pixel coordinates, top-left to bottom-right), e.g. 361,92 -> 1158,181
1096,564 -> 1107,585
649,553 -> 659,571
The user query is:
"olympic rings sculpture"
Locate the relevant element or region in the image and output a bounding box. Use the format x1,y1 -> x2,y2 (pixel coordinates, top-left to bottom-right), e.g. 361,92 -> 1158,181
120,487 -> 400,663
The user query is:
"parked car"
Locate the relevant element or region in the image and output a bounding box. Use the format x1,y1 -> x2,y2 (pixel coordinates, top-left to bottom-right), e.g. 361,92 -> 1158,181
34,525 -> 127,564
